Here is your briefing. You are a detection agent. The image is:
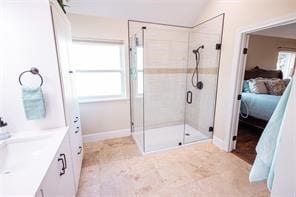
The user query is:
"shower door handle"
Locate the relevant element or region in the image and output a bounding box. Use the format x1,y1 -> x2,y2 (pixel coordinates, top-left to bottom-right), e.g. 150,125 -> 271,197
186,91 -> 192,104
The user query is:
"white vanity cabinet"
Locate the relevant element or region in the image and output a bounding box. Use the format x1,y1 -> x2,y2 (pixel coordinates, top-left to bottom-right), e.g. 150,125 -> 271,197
3,0 -> 83,195
36,132 -> 76,197
50,1 -> 83,190
69,107 -> 84,190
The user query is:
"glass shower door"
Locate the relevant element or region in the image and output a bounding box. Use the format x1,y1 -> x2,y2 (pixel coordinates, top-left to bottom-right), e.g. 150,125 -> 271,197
130,29 -> 145,151
143,25 -> 189,152
184,15 -> 224,144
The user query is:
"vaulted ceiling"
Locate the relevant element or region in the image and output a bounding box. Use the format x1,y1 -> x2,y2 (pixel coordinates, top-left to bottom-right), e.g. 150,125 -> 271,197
66,0 -> 208,26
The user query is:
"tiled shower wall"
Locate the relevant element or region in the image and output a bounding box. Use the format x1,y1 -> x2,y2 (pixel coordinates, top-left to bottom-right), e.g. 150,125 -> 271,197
185,16 -> 223,135
143,24 -> 190,129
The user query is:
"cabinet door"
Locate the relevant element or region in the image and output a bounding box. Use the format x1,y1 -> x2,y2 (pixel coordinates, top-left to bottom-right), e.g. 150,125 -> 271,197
50,2 -> 73,125
65,33 -> 83,192
38,133 -> 75,197
69,107 -> 83,190
50,2 -> 83,191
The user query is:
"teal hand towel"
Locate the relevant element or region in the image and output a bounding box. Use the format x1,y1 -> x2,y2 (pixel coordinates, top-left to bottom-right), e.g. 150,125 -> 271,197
22,86 -> 46,120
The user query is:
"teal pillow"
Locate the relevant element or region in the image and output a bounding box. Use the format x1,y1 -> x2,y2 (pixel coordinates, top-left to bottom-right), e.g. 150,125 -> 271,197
243,80 -> 250,92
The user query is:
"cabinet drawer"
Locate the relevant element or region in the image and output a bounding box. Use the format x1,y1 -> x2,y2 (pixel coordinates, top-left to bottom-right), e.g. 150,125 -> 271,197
68,118 -> 83,191
37,133 -> 75,197
69,137 -> 83,191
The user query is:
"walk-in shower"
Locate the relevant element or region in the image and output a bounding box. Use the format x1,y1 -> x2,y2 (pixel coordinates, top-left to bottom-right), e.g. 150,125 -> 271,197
129,15 -> 224,153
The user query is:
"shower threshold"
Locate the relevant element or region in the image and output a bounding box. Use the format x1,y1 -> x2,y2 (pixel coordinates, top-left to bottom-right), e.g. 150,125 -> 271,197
132,124 -> 212,154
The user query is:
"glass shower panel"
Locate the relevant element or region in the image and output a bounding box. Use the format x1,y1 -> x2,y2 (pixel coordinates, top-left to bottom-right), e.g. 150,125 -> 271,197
130,26 -> 145,152
143,25 -> 189,152
184,15 -> 224,144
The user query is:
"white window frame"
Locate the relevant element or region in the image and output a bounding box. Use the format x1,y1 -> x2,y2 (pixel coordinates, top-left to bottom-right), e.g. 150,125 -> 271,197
72,39 -> 127,103
137,69 -> 144,96
135,45 -> 144,96
276,50 -> 296,79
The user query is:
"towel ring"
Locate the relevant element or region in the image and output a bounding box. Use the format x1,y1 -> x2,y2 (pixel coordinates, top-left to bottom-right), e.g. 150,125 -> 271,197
19,67 -> 43,87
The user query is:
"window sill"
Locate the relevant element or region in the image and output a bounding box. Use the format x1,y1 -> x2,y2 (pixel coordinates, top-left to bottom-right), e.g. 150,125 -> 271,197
78,97 -> 129,104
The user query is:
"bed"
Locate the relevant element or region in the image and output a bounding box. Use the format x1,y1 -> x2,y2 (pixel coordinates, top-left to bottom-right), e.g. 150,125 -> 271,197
240,67 -> 283,128
240,92 -> 281,121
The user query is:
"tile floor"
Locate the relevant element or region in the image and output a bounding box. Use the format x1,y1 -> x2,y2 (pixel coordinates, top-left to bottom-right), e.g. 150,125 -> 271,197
78,137 -> 269,197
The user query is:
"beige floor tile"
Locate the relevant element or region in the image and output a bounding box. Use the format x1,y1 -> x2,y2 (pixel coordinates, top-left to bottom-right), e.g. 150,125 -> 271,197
152,158 -> 194,188
219,165 -> 268,196
77,137 -> 269,197
196,174 -> 246,197
82,151 -> 100,168
127,157 -> 156,176
84,141 -> 104,153
100,174 -> 134,197
78,184 -> 100,197
79,167 -> 100,187
130,168 -> 164,196
153,181 -> 206,197
99,145 -> 127,165
104,136 -> 135,148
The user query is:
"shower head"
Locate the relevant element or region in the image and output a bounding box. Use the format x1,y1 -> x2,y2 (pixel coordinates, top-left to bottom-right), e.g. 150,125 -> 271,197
192,45 -> 204,54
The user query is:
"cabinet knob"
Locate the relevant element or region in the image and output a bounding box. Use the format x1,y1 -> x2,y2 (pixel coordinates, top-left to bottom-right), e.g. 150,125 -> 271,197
74,117 -> 79,123
75,127 -> 80,134
69,70 -> 73,74
77,146 -> 83,155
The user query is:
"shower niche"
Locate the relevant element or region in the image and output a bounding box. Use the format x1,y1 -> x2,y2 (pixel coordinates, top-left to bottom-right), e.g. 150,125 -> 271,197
129,15 -> 224,153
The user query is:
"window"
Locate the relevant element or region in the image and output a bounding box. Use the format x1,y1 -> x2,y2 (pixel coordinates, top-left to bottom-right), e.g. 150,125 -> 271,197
276,51 -> 296,79
136,47 -> 144,95
71,40 -> 126,101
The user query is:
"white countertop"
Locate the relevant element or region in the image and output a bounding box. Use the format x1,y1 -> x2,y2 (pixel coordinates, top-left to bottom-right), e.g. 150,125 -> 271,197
0,127 -> 69,197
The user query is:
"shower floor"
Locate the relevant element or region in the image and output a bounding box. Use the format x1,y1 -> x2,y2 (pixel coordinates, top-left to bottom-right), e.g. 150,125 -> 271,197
133,124 -> 211,153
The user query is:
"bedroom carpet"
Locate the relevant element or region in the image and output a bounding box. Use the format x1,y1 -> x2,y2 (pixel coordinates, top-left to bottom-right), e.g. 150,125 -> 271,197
232,123 -> 263,164
78,136 -> 268,197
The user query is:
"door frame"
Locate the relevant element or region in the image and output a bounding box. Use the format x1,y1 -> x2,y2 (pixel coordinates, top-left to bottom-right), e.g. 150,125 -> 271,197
227,13 -> 296,151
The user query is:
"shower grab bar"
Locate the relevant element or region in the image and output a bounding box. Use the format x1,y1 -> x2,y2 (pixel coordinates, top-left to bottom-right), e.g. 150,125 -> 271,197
186,91 -> 192,104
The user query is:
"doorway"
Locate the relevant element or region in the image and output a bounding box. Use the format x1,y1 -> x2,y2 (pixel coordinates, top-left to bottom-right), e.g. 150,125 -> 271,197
229,20 -> 296,164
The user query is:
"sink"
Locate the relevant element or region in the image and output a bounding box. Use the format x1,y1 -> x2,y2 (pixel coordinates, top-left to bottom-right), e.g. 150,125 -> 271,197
0,127 -> 68,196
0,134 -> 51,175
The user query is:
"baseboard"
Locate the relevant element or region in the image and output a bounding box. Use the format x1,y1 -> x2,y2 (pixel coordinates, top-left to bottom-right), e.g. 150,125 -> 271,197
213,136 -> 227,151
83,128 -> 131,143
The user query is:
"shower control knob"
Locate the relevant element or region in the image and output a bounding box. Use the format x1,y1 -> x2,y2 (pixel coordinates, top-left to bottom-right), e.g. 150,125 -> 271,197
197,81 -> 203,90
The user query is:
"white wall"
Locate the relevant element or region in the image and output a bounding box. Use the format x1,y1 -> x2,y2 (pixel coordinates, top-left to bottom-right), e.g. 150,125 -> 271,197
67,14 -> 130,135
1,0 -> 65,132
246,35 -> 296,70
195,0 -> 296,148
